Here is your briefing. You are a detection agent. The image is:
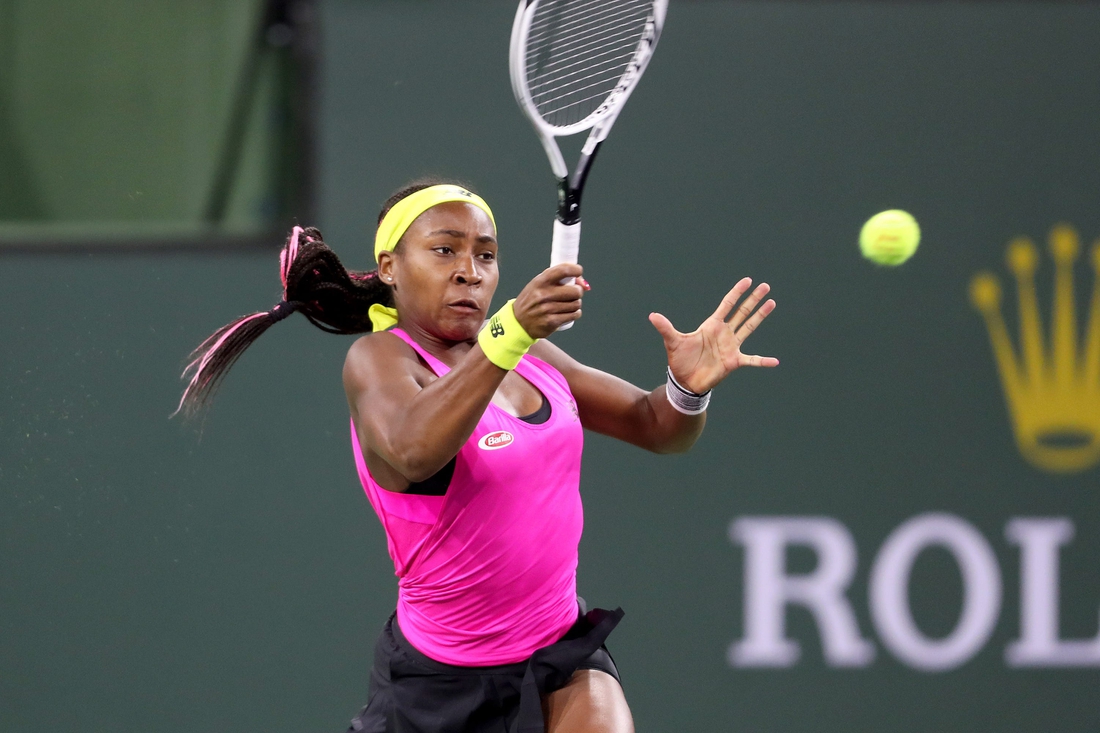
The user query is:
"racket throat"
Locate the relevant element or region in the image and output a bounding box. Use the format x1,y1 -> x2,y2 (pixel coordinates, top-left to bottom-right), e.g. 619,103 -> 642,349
556,180 -> 582,226
555,142 -> 602,226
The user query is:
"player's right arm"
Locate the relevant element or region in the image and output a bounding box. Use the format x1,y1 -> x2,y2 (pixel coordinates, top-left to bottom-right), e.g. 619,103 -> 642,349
343,264 -> 585,491
343,333 -> 506,490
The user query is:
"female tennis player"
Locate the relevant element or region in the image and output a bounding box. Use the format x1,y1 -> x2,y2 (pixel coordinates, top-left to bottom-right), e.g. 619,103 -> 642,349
177,181 -> 777,733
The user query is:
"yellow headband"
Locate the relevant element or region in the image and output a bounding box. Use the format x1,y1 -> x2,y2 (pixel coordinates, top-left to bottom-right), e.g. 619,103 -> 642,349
373,185 -> 496,263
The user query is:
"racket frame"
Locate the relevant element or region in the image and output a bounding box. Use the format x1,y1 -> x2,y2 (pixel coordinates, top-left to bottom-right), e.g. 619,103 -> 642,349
509,0 -> 666,328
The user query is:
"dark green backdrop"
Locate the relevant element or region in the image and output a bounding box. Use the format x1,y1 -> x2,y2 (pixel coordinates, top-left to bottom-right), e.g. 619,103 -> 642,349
4,1 -> 1100,731
0,0 -> 298,242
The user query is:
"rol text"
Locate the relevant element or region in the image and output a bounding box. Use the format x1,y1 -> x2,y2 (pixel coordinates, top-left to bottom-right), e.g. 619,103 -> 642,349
729,514 -> 1100,671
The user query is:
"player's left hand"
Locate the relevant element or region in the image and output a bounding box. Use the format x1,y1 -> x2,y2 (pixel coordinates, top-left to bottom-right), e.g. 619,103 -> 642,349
648,278 -> 778,395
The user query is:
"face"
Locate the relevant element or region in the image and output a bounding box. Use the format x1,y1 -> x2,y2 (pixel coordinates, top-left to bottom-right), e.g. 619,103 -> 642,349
377,201 -> 499,342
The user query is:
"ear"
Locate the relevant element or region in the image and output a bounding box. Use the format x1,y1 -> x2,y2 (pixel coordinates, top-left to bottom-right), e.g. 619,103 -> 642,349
377,251 -> 398,286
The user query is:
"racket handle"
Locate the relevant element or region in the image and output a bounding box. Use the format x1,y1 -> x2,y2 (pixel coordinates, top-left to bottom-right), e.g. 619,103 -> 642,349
551,219 -> 581,331
551,219 -> 581,272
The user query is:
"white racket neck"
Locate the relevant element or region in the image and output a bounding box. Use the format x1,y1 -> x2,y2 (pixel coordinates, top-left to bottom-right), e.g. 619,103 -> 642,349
539,131 -> 569,180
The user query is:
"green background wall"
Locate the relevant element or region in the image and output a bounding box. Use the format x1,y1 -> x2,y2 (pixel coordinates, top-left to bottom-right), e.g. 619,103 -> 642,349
4,1 -> 1100,731
0,0 -> 289,240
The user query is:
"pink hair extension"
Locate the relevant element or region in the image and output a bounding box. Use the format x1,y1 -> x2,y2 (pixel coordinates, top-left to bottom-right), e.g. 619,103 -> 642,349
279,226 -> 303,293
176,224 -> 391,417
173,311 -> 270,416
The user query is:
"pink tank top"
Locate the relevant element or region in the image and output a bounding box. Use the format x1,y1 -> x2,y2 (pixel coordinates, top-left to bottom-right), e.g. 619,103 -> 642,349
350,328 -> 585,666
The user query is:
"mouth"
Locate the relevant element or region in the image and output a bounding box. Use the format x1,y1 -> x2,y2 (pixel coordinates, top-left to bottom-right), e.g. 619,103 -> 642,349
447,299 -> 481,314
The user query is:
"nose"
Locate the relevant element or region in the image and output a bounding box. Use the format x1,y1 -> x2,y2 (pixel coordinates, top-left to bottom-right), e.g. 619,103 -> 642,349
453,252 -> 482,286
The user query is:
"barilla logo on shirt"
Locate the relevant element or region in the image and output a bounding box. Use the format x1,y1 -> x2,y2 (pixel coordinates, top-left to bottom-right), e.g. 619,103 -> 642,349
478,430 -> 514,451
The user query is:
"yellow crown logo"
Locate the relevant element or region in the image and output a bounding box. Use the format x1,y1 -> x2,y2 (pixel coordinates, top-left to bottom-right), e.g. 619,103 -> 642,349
970,224 -> 1100,473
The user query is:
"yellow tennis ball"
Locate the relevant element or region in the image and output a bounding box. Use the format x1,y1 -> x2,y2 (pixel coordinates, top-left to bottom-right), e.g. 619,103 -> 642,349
860,210 -> 920,266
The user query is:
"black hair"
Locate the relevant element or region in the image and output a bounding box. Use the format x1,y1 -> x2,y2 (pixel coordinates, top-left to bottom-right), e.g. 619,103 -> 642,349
175,176 -> 472,417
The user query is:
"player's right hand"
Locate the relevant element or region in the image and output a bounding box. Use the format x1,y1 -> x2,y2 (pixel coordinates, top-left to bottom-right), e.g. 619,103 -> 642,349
512,264 -> 587,338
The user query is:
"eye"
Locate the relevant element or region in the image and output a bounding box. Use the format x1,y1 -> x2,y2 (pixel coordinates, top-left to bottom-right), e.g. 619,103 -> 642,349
433,245 -> 454,255
478,251 -> 496,261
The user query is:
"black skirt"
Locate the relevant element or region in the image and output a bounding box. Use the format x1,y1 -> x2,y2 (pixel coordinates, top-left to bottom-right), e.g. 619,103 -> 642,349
347,601 -> 624,733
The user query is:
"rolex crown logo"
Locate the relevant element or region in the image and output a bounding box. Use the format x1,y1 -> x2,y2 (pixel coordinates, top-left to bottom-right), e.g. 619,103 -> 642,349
970,224 -> 1100,473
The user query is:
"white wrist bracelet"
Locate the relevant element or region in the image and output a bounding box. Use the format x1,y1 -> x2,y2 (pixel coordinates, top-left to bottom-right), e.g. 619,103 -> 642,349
665,367 -> 711,415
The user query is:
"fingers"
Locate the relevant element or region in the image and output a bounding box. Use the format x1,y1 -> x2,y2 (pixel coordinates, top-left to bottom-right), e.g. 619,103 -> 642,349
542,303 -> 582,331
542,263 -> 584,284
726,282 -> 771,330
734,297 -> 776,342
556,309 -> 582,328
648,312 -> 681,347
741,354 -> 780,368
710,277 -> 753,322
544,283 -> 585,302
542,298 -> 584,315
514,264 -> 587,338
517,302 -> 582,338
538,264 -> 586,301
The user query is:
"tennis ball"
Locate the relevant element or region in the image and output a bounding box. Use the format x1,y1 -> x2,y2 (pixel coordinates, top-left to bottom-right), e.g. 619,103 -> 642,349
859,210 -> 920,266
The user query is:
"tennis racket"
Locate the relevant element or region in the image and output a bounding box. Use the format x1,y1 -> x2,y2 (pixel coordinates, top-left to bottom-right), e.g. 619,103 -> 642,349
509,0 -> 668,329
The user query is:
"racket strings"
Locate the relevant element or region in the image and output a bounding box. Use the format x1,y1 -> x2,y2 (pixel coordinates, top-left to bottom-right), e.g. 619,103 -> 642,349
529,38 -> 642,124
528,43 -> 639,107
528,2 -> 649,76
525,0 -> 653,128
528,34 -> 643,122
527,0 -> 639,46
531,64 -> 636,116
530,45 -> 637,92
531,24 -> 642,77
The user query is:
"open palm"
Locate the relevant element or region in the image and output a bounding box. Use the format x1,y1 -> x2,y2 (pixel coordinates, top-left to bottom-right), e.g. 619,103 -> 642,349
649,278 -> 778,395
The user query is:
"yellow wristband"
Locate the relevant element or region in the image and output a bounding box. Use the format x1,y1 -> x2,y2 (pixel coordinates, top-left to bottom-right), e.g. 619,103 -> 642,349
478,299 -> 537,370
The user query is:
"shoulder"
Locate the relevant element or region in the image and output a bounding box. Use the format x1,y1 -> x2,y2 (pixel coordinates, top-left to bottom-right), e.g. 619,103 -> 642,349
345,330 -> 410,364
343,331 -> 431,392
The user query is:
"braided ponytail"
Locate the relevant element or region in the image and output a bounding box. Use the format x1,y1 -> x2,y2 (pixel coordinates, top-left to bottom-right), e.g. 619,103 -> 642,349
175,177 -> 471,417
174,226 -> 392,417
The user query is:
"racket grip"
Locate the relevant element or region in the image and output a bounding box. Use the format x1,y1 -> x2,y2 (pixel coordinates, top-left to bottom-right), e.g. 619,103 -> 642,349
551,219 -> 581,272
551,219 -> 581,331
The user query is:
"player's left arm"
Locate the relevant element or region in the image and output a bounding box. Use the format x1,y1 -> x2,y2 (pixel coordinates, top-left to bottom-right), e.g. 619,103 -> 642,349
531,278 -> 778,454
